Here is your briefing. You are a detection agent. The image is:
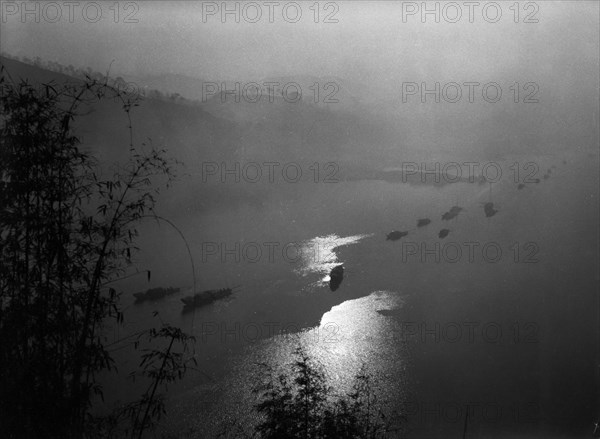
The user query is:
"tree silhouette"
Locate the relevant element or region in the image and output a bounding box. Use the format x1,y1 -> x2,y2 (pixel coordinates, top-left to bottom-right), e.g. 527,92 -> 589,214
250,343 -> 394,439
0,64 -> 193,438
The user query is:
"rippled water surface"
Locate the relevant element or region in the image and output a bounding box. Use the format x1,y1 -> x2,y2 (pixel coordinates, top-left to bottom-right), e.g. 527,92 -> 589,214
105,153 -> 598,438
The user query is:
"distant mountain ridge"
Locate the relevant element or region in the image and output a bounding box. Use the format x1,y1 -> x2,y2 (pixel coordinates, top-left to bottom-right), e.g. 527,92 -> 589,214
0,55 -> 402,211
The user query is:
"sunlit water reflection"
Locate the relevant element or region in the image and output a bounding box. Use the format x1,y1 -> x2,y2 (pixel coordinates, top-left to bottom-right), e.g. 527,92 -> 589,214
171,290 -> 409,437
294,233 -> 372,287
109,154 -> 598,438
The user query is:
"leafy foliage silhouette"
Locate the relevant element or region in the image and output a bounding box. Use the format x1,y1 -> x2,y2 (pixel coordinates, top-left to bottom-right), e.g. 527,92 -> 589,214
0,64 -> 194,438
246,344 -> 394,439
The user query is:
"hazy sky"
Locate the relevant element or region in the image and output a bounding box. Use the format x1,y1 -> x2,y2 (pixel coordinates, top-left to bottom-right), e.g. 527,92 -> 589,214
1,1 -> 598,86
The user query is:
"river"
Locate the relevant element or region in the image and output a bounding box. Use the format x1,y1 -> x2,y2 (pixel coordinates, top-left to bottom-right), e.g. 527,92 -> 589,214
103,152 -> 599,438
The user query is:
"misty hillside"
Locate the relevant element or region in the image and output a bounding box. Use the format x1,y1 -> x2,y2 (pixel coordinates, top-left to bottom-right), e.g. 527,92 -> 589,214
3,54 -> 597,217
4,54 -> 597,181
1,56 -> 401,173
128,67 -> 599,165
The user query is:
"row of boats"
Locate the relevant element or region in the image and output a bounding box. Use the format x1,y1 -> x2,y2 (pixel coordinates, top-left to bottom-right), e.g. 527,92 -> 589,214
385,162 -> 562,243
132,162 -> 564,301
386,203 -> 493,242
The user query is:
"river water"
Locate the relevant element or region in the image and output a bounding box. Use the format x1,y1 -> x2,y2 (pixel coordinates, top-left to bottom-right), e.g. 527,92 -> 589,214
104,152 -> 599,438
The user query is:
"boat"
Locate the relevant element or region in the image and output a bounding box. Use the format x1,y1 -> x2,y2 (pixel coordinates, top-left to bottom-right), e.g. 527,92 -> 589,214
329,264 -> 344,292
386,230 -> 408,241
180,287 -> 234,309
417,218 -> 431,227
482,201 -> 498,218
134,286 -> 180,302
442,205 -> 464,221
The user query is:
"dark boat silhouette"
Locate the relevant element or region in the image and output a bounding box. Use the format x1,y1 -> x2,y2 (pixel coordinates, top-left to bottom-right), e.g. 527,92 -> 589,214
517,183 -> 525,190
483,202 -> 498,218
134,286 -> 180,303
417,218 -> 431,227
329,264 -> 344,292
442,206 -> 463,221
181,287 -> 234,309
438,229 -> 450,239
386,230 -> 408,241
442,211 -> 457,221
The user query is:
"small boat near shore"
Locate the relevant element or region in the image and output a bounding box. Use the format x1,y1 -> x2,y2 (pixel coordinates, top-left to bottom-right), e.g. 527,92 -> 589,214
329,264 -> 344,292
180,287 -> 237,310
134,286 -> 180,303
